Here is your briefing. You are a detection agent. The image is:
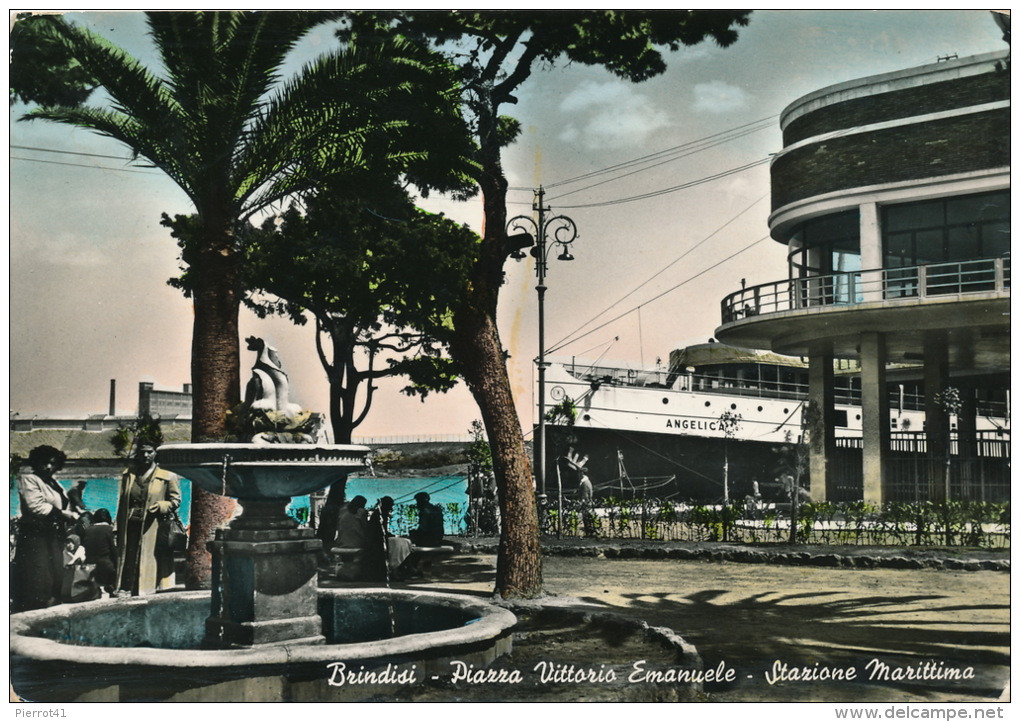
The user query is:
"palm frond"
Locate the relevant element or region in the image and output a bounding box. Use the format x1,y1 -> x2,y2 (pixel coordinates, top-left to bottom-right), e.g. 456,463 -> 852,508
22,105 -> 196,199
233,35 -> 473,215
42,17 -> 184,148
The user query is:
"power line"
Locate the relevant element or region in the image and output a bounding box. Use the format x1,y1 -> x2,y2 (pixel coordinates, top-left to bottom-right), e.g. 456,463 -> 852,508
545,115 -> 775,198
554,158 -> 770,210
547,128 -> 771,203
547,234 -> 772,355
12,143 -> 138,162
549,192 -> 768,354
509,115 -> 776,207
11,155 -> 161,175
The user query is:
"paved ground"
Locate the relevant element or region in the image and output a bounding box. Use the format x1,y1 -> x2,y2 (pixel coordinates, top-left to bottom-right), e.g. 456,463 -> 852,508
397,539 -> 1010,703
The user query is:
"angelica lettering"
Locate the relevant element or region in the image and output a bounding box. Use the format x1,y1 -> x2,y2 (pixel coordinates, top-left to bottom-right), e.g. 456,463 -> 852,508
665,418 -> 719,432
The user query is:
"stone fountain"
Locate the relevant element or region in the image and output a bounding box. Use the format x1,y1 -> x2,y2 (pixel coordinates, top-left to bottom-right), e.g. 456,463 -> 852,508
159,336 -> 370,648
10,338 -> 516,702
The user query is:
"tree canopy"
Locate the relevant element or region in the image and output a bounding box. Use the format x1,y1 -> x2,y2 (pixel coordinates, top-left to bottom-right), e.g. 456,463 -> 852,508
10,12 -> 97,107
162,176 -> 480,441
16,10 -> 477,588
344,10 -> 753,598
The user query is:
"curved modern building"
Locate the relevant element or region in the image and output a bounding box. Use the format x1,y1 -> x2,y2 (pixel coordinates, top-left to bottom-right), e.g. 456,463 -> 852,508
715,51 -> 1010,504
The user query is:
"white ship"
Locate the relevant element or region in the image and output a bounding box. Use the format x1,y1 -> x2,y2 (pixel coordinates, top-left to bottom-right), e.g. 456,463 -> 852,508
538,342 -> 1010,503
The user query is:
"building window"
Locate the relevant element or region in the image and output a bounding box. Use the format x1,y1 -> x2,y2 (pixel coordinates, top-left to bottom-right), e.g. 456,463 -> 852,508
882,190 -> 1010,267
788,210 -> 862,305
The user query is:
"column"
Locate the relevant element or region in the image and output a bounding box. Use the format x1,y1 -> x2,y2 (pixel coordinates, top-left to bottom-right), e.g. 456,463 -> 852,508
860,332 -> 889,505
859,202 -> 883,302
956,384 -> 978,500
808,343 -> 837,503
923,332 -> 951,501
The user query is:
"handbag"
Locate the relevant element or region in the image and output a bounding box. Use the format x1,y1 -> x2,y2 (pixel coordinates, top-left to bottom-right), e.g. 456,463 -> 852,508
159,510 -> 189,553
63,562 -> 100,603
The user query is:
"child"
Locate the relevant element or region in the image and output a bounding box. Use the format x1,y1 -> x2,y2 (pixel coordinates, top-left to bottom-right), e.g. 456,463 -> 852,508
81,508 -> 118,597
63,534 -> 86,566
61,534 -> 98,603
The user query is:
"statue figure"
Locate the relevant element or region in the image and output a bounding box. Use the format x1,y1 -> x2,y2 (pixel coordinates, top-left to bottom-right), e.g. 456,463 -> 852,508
244,336 -> 301,416
233,336 -> 322,444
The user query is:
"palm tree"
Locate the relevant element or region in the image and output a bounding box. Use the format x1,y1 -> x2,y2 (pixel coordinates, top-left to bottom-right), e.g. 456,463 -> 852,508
20,11 -> 472,587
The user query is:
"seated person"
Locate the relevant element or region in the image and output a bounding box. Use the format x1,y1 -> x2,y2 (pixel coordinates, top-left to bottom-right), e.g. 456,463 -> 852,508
332,495 -> 369,581
335,496 -> 368,549
409,492 -> 445,548
81,508 -> 118,597
366,496 -> 414,581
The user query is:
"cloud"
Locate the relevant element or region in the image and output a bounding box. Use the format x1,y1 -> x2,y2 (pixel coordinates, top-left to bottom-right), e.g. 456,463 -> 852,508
12,230 -> 112,268
557,79 -> 671,149
692,80 -> 750,114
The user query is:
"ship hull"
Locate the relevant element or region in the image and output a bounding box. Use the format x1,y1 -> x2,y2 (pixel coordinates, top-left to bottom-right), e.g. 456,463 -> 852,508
539,358 -> 1009,504
542,424 -> 794,505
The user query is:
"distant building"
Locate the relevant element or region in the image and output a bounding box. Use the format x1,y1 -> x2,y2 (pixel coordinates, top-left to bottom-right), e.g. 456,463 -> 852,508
138,381 -> 193,418
715,51 -> 1010,504
10,380 -> 192,433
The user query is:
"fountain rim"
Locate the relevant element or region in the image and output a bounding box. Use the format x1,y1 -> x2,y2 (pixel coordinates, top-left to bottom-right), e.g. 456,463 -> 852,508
10,589 -> 517,668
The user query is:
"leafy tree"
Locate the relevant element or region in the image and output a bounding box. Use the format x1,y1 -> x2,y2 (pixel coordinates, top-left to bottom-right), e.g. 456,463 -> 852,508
18,11 -> 473,588
10,13 -> 97,107
163,178 -> 479,543
465,419 -> 494,478
344,10 -> 752,597
111,414 -> 165,458
240,182 -> 477,439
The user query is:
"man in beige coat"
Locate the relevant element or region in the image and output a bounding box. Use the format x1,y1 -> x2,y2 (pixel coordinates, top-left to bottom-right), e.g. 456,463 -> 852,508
115,442 -> 182,595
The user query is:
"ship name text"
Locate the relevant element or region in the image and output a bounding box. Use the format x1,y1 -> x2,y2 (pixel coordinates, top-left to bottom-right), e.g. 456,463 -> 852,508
665,418 -> 719,432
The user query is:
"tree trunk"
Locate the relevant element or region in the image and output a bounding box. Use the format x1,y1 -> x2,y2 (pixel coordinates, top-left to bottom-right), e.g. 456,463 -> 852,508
184,213 -> 241,589
443,89 -> 543,598
451,163 -> 543,596
451,308 -> 542,597
316,318 -> 356,548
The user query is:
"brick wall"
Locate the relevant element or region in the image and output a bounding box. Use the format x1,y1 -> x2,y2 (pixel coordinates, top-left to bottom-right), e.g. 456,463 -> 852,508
784,71 -> 1009,145
772,108 -> 1009,212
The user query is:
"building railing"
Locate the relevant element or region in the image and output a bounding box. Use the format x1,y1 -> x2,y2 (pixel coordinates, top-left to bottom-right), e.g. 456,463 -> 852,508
835,430 -> 1011,457
721,256 -> 1010,324
562,360 -> 944,410
351,434 -> 473,445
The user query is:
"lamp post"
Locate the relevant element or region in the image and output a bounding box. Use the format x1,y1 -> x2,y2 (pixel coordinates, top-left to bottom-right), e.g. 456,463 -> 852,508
506,186 -> 579,533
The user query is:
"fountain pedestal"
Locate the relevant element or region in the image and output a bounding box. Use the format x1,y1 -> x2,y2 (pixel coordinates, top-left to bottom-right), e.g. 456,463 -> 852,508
157,443 -> 371,650
205,499 -> 324,648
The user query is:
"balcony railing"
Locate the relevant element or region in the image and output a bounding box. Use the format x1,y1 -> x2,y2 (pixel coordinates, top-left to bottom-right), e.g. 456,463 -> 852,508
721,257 -> 1010,324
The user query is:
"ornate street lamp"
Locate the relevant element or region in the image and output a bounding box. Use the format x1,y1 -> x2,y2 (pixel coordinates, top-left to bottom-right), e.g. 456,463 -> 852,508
505,186 -> 579,532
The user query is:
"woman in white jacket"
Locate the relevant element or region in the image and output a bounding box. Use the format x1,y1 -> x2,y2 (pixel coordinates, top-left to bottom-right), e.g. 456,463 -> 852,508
13,445 -> 81,611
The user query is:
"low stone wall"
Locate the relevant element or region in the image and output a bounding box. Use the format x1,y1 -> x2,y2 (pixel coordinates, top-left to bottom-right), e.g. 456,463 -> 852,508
458,538 -> 1010,572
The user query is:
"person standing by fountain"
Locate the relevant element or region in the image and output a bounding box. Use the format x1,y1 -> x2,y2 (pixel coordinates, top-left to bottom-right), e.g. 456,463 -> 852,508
115,441 -> 181,596
13,445 -> 81,611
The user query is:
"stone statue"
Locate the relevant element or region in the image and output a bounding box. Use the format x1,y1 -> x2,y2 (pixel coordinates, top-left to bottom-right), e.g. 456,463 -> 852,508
233,336 -> 323,444
244,336 -> 302,416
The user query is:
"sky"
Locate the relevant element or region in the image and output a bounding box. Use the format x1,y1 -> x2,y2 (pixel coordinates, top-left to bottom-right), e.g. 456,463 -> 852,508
7,10 -> 1009,440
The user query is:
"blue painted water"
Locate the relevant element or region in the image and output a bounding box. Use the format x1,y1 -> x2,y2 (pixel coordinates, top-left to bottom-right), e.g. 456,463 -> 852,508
10,475 -> 469,535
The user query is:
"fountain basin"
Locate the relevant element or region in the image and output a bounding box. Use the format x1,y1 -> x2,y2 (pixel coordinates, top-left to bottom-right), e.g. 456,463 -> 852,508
11,589 -> 517,702
158,442 -> 370,499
